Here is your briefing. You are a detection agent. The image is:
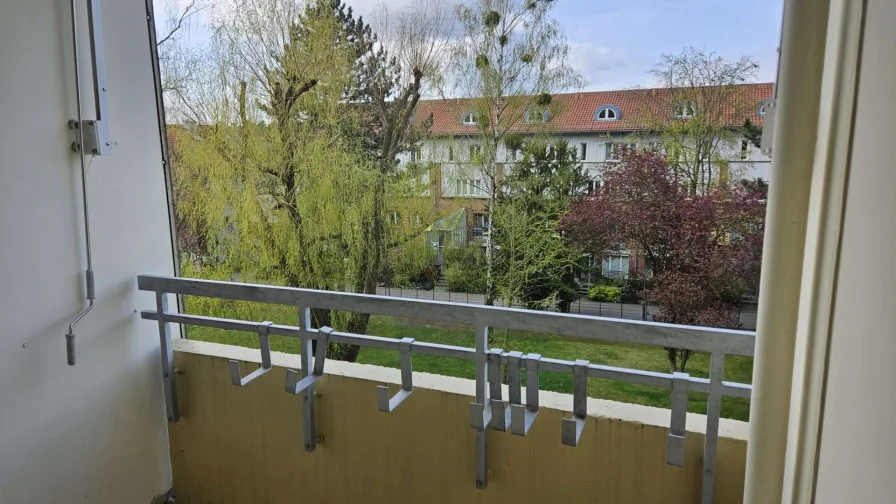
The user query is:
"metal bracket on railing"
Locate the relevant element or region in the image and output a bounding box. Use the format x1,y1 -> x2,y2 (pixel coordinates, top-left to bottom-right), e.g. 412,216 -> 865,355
510,352 -> 541,436
666,372 -> 690,466
377,337 -> 415,412
229,321 -> 273,386
286,326 -> 331,395
562,359 -> 590,447
487,349 -> 511,431
469,397 -> 493,431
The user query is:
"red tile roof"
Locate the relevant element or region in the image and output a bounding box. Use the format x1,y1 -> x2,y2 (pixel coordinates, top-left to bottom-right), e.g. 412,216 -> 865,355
415,82 -> 774,136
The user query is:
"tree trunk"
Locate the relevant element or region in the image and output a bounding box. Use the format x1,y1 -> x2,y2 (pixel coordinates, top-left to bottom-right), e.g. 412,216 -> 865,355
666,347 -> 677,374
678,349 -> 691,373
484,175 -> 497,306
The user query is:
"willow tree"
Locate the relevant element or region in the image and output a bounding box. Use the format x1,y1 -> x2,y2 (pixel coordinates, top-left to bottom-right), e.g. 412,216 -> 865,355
647,47 -> 760,195
171,0 -> 448,360
445,0 -> 583,305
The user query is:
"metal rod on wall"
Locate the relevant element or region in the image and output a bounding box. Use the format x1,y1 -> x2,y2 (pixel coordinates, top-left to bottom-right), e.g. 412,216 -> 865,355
65,0 -> 97,366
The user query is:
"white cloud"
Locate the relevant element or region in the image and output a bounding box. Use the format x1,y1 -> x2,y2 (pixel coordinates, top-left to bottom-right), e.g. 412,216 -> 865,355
566,43 -> 635,90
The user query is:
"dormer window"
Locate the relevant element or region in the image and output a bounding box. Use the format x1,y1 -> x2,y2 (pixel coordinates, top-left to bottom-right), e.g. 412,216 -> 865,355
461,111 -> 479,125
524,108 -> 549,123
672,101 -> 696,119
595,105 -> 620,121
757,98 -> 773,116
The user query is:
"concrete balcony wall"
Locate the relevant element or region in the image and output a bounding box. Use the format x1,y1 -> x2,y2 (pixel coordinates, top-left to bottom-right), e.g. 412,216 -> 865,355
169,340 -> 748,503
0,0 -> 175,502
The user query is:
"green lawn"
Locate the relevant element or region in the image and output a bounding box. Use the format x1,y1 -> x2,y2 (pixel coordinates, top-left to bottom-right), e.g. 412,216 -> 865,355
183,297 -> 752,421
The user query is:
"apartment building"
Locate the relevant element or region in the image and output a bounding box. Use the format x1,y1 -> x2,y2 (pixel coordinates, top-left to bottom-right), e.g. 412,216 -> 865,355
407,83 -> 774,273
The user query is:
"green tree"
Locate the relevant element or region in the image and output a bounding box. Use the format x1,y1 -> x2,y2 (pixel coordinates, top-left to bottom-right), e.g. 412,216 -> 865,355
648,47 -> 760,194
172,0 -> 448,360
445,0 -> 583,305
493,140 -> 589,312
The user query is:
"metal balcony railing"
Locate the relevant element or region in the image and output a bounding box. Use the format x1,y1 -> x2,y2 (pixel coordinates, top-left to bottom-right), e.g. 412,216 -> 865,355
137,274 -> 754,504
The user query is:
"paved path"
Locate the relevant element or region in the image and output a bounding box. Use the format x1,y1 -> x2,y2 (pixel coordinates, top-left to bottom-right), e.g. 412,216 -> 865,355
375,285 -> 757,330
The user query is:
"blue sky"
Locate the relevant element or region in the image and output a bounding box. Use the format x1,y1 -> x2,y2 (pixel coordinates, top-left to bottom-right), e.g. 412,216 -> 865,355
154,0 -> 784,91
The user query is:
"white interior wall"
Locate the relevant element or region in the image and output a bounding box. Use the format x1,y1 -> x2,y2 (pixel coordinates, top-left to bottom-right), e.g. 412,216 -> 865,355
0,0 -> 176,502
814,0 -> 896,499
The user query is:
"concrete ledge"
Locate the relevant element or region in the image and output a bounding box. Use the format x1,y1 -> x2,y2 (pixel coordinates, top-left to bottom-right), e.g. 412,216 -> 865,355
173,338 -> 749,440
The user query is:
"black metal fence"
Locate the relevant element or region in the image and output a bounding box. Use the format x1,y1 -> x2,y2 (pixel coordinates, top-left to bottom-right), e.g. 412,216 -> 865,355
376,286 -> 758,331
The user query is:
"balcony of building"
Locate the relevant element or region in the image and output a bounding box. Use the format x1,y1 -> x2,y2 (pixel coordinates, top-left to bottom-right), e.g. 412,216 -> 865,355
3,0 -> 895,503
139,275 -> 752,503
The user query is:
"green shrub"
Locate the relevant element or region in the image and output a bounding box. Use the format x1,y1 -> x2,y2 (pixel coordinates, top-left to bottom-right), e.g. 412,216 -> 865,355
587,284 -> 621,303
444,246 -> 487,293
387,241 -> 436,288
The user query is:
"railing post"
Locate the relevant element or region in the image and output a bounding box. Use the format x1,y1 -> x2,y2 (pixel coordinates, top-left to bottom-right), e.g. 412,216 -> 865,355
469,322 -> 490,489
298,307 -> 317,452
702,352 -> 725,504
155,291 -> 179,422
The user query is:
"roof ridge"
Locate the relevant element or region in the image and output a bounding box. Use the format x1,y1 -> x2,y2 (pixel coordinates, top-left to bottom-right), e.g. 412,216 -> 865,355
416,82 -> 774,104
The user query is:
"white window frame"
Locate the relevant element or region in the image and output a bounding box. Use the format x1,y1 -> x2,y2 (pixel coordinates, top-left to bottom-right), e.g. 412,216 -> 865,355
673,101 -> 696,119
461,112 -> 479,125
524,108 -> 548,123
596,106 -> 619,121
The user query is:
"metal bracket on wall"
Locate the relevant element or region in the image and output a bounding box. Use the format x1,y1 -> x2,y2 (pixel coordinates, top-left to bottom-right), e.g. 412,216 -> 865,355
666,372 -> 690,466
509,352 -> 541,436
286,326 -> 330,395
487,349 -> 511,431
562,360 -> 590,447
69,0 -> 112,156
377,338 -> 415,412
229,321 -> 273,386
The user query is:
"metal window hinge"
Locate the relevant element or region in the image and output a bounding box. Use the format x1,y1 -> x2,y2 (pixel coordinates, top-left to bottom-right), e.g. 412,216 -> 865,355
761,99 -> 777,157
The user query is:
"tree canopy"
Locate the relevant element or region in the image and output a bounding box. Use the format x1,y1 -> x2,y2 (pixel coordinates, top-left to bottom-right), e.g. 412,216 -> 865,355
560,148 -> 766,371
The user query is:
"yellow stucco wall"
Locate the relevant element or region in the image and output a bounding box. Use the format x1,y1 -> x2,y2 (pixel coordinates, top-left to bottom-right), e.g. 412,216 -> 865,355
168,341 -> 747,503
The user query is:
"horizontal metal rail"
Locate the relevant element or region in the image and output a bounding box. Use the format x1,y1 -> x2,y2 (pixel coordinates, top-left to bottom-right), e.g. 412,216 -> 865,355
138,275 -> 755,356
141,310 -> 751,399
138,274 -> 753,504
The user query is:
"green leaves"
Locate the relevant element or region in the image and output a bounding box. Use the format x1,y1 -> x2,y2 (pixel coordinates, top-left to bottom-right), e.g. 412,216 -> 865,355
483,10 -> 501,28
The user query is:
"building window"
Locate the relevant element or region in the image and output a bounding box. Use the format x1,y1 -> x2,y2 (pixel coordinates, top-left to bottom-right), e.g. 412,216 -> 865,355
472,212 -> 490,238
409,146 -> 418,163
605,142 -> 637,161
586,180 -> 596,193
672,101 -> 696,119
595,105 -> 621,121
757,98 -> 773,116
524,108 -> 549,123
456,179 -> 481,197
469,144 -> 482,161
741,140 -> 749,160
602,254 -> 630,279
509,148 -> 517,162
580,142 -> 587,161
461,111 -> 479,125
448,145 -> 454,161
